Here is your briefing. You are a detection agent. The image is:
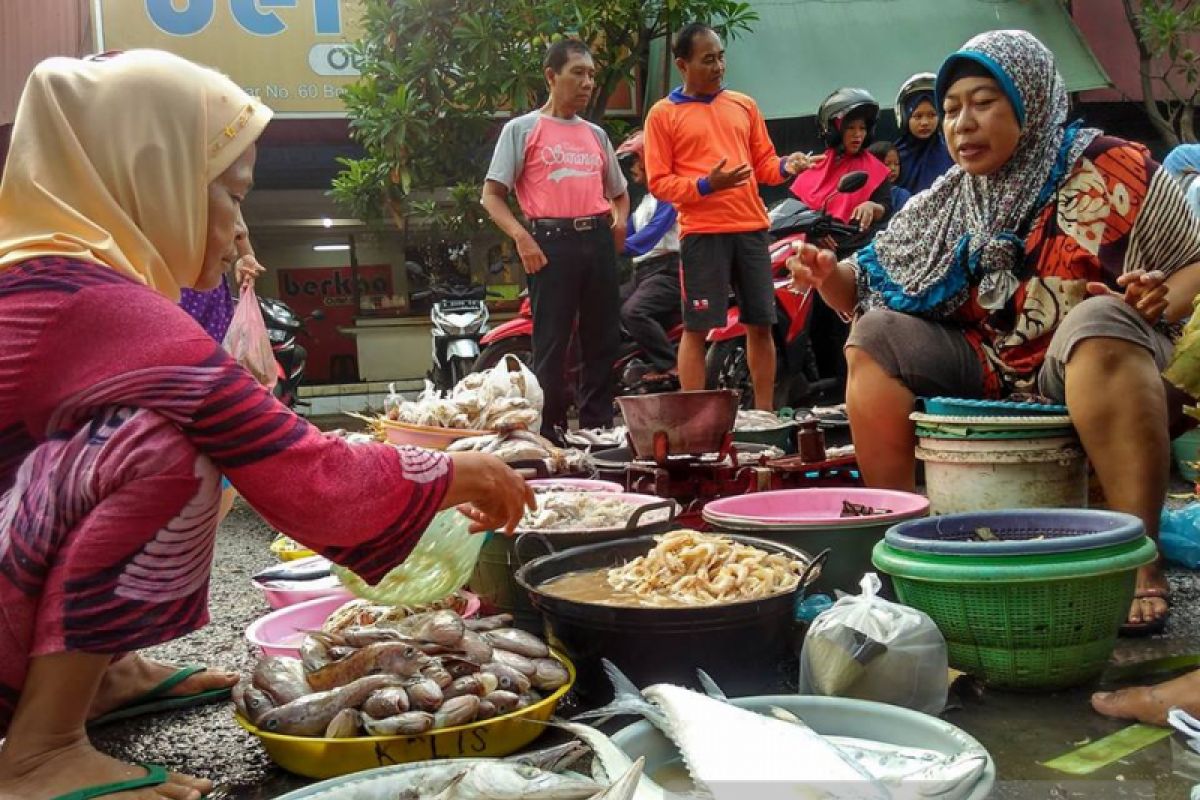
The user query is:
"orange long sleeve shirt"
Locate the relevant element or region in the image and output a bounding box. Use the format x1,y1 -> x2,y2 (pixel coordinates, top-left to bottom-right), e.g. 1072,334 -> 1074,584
644,88 -> 788,236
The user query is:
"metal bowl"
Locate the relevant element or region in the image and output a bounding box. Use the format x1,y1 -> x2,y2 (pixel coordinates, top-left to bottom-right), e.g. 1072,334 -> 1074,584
616,390 -> 739,461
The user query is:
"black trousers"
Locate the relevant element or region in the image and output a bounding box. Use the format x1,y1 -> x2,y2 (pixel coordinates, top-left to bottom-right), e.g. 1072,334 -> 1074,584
527,225 -> 620,435
619,254 -> 681,372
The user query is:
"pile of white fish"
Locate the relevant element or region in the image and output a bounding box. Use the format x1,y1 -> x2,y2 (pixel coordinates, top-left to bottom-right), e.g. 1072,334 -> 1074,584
522,492 -> 658,531
564,427 -> 629,449
447,429 -> 594,474
569,660 -> 991,800
235,611 -> 571,738
606,531 -> 803,606
734,410 -> 791,431
385,356 -> 542,431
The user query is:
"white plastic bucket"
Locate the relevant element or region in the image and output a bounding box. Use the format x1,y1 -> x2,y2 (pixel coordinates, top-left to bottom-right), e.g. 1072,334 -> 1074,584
915,435 -> 1088,515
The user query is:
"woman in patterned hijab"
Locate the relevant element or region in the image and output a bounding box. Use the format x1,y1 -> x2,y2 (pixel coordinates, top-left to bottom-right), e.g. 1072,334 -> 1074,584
789,30 -> 1200,648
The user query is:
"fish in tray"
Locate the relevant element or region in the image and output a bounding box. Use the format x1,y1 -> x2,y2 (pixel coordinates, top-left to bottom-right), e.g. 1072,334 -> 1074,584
571,661 -> 990,800
254,555 -> 332,583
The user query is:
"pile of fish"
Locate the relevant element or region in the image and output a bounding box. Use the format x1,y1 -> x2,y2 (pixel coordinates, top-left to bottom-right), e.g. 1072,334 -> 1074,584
385,356 -> 542,431
447,428 -> 593,474
570,660 -> 992,800
606,531 -> 803,606
733,409 -> 792,431
564,426 -> 628,449
321,594 -> 474,636
521,492 -> 654,531
235,610 -> 571,738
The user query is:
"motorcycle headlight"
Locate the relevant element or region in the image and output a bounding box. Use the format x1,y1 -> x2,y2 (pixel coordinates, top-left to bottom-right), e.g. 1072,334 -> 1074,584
433,306 -> 484,336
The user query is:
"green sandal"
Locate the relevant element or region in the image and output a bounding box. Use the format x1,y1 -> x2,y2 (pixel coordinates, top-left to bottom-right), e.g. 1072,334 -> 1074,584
89,666 -> 232,728
52,763 -> 169,800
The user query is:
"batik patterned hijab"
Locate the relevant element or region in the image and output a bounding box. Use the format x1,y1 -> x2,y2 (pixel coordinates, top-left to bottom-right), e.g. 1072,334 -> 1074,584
854,30 -> 1101,319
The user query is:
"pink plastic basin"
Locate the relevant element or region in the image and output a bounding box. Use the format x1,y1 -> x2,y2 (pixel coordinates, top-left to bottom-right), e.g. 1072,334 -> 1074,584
703,488 -> 929,528
253,578 -> 351,611
245,591 -> 483,658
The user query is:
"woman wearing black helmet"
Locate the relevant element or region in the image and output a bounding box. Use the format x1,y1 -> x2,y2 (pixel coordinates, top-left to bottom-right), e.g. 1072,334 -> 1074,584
790,88 -> 894,254
894,72 -> 955,194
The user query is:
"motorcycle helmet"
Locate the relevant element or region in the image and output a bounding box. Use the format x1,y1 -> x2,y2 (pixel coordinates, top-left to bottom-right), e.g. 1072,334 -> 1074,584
894,72 -> 937,129
817,88 -> 879,149
616,129 -> 644,162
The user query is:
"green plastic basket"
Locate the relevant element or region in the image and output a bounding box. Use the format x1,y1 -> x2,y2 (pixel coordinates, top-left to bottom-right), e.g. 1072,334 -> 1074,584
872,538 -> 1158,690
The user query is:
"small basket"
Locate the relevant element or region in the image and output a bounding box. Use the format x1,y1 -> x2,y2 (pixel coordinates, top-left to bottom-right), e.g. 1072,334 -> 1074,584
378,419 -> 495,450
872,510 -> 1157,690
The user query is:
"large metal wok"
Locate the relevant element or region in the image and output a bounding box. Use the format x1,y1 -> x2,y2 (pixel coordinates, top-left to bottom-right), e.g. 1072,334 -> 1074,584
616,390 -> 739,463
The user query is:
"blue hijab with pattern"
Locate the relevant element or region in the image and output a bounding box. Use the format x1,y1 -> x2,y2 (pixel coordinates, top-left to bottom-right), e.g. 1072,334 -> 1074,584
854,30 -> 1101,319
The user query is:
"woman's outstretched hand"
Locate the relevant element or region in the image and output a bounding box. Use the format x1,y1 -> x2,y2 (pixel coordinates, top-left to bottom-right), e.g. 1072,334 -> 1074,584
445,452 -> 536,535
787,242 -> 839,292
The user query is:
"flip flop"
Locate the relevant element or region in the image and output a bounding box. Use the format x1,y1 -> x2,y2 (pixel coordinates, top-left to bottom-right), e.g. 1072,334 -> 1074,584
1119,587 -> 1170,637
52,763 -> 171,800
88,666 -> 232,728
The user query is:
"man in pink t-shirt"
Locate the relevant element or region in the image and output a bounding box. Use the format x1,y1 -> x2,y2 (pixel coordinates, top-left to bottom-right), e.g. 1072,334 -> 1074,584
482,39 -> 629,441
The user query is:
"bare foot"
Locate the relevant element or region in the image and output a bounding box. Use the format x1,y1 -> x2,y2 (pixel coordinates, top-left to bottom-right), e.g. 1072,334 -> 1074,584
1090,669 -> 1200,726
89,654 -> 238,721
0,736 -> 210,800
1125,562 -> 1170,629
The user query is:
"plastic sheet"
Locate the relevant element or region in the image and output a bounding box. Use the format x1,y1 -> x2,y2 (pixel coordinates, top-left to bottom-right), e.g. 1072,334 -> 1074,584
1160,503 -> 1200,569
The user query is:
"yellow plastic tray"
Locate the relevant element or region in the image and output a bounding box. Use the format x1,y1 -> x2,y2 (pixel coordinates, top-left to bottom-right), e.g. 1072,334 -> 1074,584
235,652 -> 575,779
270,535 -> 317,562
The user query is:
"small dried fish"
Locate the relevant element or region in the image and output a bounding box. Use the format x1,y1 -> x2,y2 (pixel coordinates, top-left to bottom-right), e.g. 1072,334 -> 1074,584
481,663 -> 532,694
252,656 -> 312,706
299,631 -> 340,673
440,656 -> 483,679
491,648 -> 536,676
475,700 -> 497,720
398,610 -> 466,647
306,641 -> 430,691
465,614 -> 514,632
340,626 -> 405,647
422,662 -> 454,689
404,676 -> 445,711
485,690 -> 521,713
361,710 -> 436,736
361,686 -> 410,718
324,708 -> 359,738
457,630 -> 494,663
233,681 -> 275,726
485,629 -> 549,659
530,658 -> 570,692
434,695 -> 481,729
257,674 -> 398,736
444,674 -> 499,700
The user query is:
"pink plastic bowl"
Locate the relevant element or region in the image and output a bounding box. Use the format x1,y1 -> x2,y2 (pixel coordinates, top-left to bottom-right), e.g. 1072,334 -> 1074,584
703,488 -> 929,528
245,591 -> 483,658
253,579 -> 351,611
528,479 -> 624,493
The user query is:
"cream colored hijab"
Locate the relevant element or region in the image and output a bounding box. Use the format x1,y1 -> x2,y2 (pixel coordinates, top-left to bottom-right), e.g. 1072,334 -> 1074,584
0,50 -> 271,300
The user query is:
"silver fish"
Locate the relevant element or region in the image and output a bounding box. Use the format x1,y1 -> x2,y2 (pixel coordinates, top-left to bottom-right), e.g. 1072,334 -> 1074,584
232,681 -> 275,726
323,707 -> 359,738
475,700 -> 497,720
423,662 -> 454,688
428,761 -> 601,800
434,694 -> 480,728
399,610 -> 465,646
361,710 -> 435,736
506,741 -> 591,773
256,674 -> 398,736
491,648 -> 536,676
404,676 -> 445,711
340,626 -> 405,647
484,690 -> 521,713
441,656 -> 482,679
481,663 -> 532,694
361,686 -> 410,718
253,556 -> 332,583
299,631 -> 340,673
484,628 -> 550,659
252,656 -> 310,705
465,613 -> 514,632
530,658 -> 570,692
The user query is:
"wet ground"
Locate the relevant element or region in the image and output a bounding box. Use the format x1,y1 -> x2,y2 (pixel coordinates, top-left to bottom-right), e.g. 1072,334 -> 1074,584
89,479 -> 1200,799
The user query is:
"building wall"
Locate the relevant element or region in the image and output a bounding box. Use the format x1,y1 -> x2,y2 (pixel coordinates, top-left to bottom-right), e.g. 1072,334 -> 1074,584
0,0 -> 92,126
1073,0 -> 1200,103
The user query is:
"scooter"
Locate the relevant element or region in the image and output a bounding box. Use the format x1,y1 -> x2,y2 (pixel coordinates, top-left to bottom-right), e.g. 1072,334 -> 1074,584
474,294 -> 684,397
704,171 -> 871,409
259,295 -> 322,409
426,283 -> 493,391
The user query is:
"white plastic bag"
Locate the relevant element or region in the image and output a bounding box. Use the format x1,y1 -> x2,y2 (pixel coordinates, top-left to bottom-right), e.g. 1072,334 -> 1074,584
222,283 -> 277,389
799,573 -> 948,715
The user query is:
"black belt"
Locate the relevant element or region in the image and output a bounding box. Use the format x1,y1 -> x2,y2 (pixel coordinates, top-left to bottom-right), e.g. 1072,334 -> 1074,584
530,214 -> 610,234
636,252 -> 679,270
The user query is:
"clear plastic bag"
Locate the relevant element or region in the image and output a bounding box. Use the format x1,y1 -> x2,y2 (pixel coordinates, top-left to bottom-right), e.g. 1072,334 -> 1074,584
222,283 -> 277,389
800,573 -> 948,715
331,509 -> 487,606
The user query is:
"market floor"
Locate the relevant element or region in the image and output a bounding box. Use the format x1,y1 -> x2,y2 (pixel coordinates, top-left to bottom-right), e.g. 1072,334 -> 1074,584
87,497 -> 1200,800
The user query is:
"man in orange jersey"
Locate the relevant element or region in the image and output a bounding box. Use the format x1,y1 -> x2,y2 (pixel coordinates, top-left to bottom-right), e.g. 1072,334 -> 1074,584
644,23 -> 817,410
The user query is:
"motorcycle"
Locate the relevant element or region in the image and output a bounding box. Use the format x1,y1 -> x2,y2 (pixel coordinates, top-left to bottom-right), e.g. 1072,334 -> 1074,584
425,283 -> 494,392
259,295 -> 323,409
474,292 -> 684,397
704,170 -> 872,409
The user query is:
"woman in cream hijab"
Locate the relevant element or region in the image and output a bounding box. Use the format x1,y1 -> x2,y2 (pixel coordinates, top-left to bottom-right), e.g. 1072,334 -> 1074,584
0,52 -> 532,800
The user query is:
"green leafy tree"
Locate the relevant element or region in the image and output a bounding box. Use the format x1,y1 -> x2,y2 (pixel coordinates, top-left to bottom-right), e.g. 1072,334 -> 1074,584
1120,0 -> 1200,145
331,0 -> 757,239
